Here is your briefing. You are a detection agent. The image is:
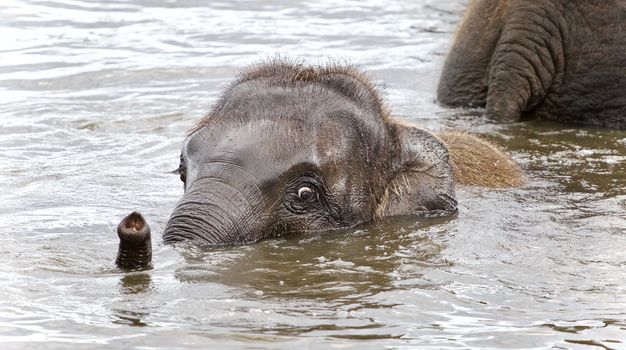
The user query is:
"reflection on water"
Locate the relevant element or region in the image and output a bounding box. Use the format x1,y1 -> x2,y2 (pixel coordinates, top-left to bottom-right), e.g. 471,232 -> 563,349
174,217 -> 451,300
111,273 -> 154,327
0,0 -> 625,349
119,273 -> 153,295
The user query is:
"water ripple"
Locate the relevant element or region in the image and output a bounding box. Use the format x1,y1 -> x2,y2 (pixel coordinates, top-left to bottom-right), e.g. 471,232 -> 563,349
1,0 -> 625,349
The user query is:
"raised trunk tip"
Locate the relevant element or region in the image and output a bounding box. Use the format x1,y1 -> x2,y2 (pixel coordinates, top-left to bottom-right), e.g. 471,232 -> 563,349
116,211 -> 153,271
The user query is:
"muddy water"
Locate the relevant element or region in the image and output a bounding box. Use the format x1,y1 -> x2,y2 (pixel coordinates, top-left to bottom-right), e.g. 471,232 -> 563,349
1,0 -> 625,349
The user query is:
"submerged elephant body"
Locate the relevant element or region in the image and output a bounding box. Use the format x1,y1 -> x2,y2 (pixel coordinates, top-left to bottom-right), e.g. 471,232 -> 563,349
162,61 -> 524,245
438,0 -> 626,129
116,60 -> 523,269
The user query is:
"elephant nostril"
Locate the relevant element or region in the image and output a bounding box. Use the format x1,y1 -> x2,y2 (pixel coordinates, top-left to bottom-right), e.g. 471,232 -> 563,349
116,211 -> 152,271
122,212 -> 147,232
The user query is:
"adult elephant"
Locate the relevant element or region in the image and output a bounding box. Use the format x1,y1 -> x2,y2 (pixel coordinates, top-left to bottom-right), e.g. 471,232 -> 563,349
115,60 -> 523,270
437,0 -> 626,129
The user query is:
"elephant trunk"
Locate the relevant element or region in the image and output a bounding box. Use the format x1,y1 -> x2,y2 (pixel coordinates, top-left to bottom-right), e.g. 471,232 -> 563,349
116,212 -> 152,271
163,177 -> 264,246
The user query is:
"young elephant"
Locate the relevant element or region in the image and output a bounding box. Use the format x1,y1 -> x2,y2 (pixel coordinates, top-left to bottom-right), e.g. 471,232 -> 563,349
163,61 -> 521,244
116,60 -> 523,270
438,0 -> 626,129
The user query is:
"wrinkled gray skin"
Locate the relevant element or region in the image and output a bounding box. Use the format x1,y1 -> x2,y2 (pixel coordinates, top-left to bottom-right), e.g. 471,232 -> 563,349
161,61 -> 457,246
116,212 -> 152,271
438,0 -> 626,129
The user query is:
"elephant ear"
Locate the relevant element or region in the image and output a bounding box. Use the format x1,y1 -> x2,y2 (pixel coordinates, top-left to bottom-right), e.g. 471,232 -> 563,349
377,122 -> 457,219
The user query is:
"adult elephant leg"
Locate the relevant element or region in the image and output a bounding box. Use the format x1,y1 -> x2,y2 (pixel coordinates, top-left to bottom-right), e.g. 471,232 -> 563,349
486,0 -> 566,122
437,0 -> 511,107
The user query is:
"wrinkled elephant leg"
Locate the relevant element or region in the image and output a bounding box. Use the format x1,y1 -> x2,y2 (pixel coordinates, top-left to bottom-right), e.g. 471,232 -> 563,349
437,0 -> 511,108
116,212 -> 152,271
485,0 -> 566,122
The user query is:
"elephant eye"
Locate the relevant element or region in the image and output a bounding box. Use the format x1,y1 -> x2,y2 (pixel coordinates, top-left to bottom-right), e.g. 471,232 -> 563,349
174,165 -> 186,183
174,161 -> 186,185
297,186 -> 314,201
176,154 -> 187,184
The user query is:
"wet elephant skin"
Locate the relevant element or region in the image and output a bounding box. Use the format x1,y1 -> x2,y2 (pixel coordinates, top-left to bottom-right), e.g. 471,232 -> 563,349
162,61 -> 459,246
438,0 -> 626,129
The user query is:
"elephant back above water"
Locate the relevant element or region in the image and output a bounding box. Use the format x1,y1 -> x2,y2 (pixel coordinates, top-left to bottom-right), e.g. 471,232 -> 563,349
158,60 -> 523,246
437,0 -> 626,129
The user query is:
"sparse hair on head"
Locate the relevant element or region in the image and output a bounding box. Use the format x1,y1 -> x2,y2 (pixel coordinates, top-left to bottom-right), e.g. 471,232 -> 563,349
189,58 -> 391,135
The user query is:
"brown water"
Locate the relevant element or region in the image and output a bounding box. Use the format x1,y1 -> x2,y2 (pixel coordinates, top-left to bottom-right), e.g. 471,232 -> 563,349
1,0 -> 625,349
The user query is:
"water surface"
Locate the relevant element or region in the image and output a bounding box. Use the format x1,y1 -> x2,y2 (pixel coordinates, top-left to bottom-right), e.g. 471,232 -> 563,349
1,0 -> 625,349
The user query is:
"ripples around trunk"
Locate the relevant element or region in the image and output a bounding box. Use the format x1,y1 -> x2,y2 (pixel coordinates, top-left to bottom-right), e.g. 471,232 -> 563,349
0,0 -> 624,349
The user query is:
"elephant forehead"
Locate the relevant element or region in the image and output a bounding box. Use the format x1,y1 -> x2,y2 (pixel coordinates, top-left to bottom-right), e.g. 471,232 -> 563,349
186,119 -> 311,158
183,116 -> 377,189
185,88 -> 383,155
182,120 -> 314,184
316,111 -> 388,160
209,81 -> 386,130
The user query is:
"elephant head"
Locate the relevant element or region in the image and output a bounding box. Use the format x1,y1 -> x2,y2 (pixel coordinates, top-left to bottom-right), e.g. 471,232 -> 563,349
162,61 -> 457,246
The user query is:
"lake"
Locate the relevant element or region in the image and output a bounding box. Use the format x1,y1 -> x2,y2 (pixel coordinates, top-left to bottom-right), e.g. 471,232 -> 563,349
1,0 -> 625,348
